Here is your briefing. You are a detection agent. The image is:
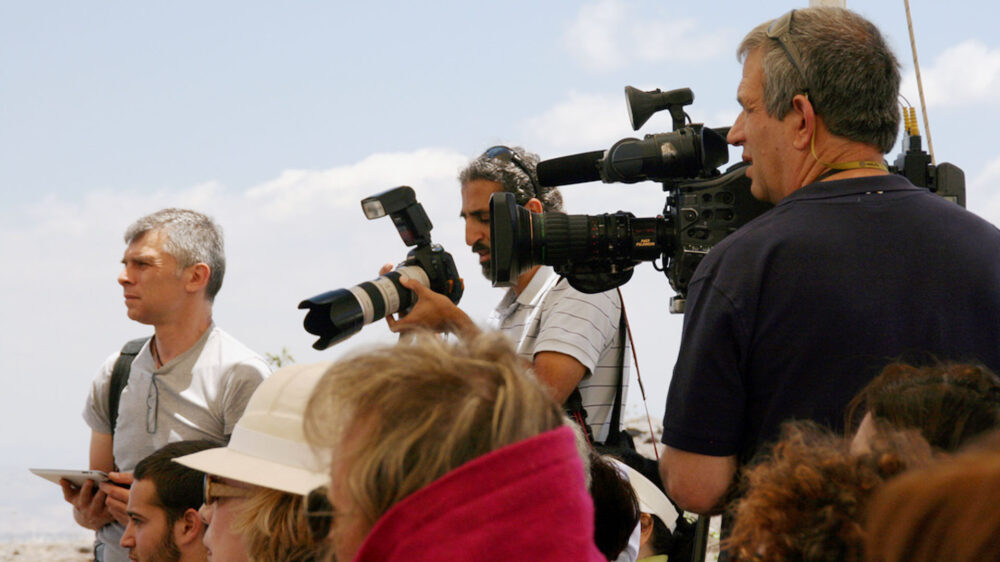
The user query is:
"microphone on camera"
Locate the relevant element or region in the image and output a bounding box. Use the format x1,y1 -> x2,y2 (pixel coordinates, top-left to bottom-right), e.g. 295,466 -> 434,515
537,150 -> 604,187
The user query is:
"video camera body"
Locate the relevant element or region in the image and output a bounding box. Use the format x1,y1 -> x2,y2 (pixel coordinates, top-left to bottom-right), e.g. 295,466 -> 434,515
299,186 -> 463,349
490,87 -> 772,312
489,86 -> 965,313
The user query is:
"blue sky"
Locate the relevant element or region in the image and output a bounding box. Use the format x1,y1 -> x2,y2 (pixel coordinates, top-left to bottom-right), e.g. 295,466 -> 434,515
3,0 -> 999,538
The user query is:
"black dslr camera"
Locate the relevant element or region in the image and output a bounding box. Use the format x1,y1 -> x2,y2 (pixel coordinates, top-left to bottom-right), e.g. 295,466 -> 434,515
299,186 -> 464,349
490,86 -> 772,312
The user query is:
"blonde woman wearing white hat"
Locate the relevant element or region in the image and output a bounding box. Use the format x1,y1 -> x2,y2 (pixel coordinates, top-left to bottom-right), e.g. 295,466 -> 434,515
175,362 -> 332,562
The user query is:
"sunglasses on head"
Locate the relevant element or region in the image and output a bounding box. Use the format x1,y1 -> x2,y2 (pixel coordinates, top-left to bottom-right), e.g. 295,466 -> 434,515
202,474 -> 253,505
766,10 -> 809,93
303,486 -> 335,542
483,145 -> 541,195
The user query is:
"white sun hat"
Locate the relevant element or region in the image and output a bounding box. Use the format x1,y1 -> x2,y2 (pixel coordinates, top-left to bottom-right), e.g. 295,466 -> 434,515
609,458 -> 680,532
174,361 -> 333,496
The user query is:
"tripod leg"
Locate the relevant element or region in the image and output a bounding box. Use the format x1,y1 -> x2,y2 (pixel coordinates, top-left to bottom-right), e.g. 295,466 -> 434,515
690,515 -> 710,562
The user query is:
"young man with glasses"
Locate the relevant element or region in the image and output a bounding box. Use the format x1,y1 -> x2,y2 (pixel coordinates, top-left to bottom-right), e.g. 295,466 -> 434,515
384,145 -> 630,446
659,7 -> 1000,519
62,208 -> 270,562
119,440 -> 215,562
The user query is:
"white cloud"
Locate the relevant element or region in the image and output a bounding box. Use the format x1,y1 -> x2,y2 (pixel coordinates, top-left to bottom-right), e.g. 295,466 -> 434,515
1,146 -> 680,537
631,16 -> 730,64
0,148 -> 502,510
563,0 -> 628,71
969,154 -> 1000,224
902,39 -> 1000,107
245,148 -> 469,221
520,91 -> 629,152
563,0 -> 730,71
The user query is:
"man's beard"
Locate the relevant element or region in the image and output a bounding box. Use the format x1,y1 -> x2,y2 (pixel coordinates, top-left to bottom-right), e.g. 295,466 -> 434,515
132,526 -> 182,562
473,241 -> 491,280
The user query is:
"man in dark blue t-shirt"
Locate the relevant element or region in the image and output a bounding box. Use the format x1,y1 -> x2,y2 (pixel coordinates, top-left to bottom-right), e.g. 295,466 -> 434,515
659,6 -> 1000,515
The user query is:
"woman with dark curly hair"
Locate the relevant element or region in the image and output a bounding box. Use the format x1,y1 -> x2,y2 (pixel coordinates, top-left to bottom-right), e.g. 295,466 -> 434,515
724,421 -> 932,561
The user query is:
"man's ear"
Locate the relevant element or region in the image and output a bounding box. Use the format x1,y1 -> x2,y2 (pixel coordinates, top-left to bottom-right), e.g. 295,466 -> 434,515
183,263 -> 212,295
174,507 -> 206,547
639,512 -> 654,544
524,197 -> 544,214
790,93 -> 815,151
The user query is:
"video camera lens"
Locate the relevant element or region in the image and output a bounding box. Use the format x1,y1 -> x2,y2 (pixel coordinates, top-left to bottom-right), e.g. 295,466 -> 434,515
489,191 -> 668,293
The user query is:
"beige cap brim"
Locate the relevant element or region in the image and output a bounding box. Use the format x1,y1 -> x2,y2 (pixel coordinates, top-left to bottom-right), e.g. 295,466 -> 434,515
175,445 -> 328,496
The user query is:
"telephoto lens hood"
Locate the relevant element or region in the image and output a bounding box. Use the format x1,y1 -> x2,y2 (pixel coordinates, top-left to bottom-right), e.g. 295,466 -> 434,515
299,265 -> 430,350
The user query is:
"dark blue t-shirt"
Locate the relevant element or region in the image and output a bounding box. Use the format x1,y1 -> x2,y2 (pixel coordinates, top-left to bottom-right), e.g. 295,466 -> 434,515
662,174 -> 1000,462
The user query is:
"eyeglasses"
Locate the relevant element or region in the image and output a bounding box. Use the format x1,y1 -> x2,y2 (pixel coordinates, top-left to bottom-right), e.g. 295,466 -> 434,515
766,10 -> 808,90
483,145 -> 541,195
303,486 -> 335,541
203,474 -> 253,505
146,378 -> 158,434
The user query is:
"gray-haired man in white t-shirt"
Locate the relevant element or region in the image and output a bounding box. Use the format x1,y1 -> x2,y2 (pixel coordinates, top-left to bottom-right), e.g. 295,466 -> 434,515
61,208 -> 269,562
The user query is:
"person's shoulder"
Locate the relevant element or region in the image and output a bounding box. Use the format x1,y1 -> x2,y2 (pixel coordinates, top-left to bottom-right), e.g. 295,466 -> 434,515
917,190 -> 1000,229
698,206 -> 784,264
92,343 -> 140,382
200,326 -> 271,374
100,349 -> 123,370
205,325 -> 257,352
550,278 -> 622,310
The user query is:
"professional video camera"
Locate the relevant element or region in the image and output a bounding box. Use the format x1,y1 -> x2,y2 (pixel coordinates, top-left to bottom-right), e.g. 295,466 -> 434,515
299,186 -> 463,349
891,106 -> 966,207
490,86 -> 772,312
490,86 -> 966,313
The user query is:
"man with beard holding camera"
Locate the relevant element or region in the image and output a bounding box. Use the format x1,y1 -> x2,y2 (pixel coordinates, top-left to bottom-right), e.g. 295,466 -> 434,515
659,6 -> 1000,519
384,146 -> 629,446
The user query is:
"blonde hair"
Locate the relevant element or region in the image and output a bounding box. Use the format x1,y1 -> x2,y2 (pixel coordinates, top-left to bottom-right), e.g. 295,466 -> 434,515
232,487 -> 325,562
304,331 -> 564,526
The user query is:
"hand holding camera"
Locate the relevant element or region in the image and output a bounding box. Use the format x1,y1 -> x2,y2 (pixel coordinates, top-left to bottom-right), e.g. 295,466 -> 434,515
299,186 -> 464,349
378,263 -> 478,336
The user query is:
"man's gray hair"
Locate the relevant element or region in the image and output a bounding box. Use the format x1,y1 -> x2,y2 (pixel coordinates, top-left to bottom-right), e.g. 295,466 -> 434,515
124,208 -> 226,301
458,146 -> 564,212
738,7 -> 901,154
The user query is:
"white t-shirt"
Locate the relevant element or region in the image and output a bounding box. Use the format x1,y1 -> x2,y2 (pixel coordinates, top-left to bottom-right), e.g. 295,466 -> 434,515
82,324 -> 270,562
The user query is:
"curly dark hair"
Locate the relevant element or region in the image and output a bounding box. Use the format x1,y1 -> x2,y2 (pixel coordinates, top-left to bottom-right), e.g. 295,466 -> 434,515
458,145 -> 563,211
725,421 -> 933,562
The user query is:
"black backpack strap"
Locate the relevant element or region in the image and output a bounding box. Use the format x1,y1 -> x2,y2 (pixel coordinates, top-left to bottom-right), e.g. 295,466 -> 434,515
565,387 -> 595,443
109,337 -> 150,437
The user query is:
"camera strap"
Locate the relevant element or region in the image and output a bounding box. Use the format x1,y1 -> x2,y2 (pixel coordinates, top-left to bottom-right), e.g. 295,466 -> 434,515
604,309 -> 630,448
109,336 -> 151,438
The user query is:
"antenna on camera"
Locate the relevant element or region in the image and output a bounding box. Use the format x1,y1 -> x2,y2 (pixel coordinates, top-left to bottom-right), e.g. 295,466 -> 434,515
625,86 -> 694,131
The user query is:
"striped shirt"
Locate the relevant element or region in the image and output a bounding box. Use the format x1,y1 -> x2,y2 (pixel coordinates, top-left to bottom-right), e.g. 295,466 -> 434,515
488,267 -> 629,442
